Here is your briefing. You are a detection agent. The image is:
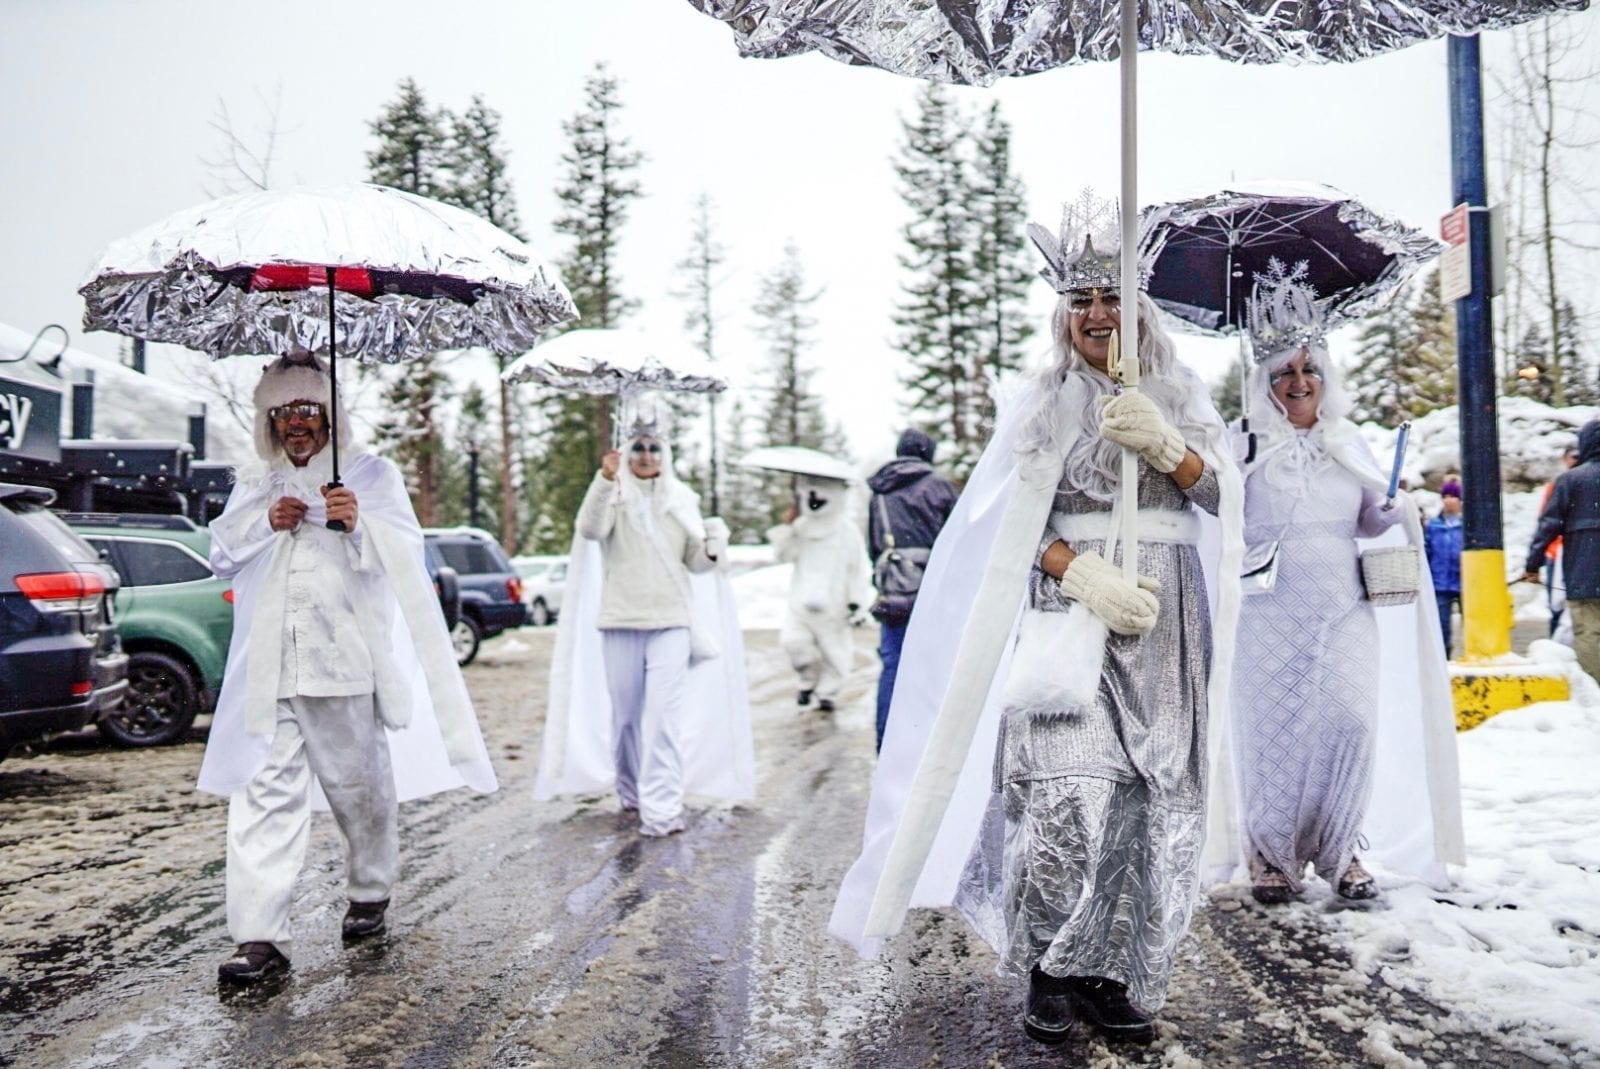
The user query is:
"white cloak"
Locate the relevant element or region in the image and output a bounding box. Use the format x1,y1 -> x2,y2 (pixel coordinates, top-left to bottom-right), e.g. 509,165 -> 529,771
198,449 -> 498,803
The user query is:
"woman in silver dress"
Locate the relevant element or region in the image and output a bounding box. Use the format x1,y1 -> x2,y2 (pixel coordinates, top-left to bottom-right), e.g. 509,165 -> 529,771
829,198 -> 1244,1050
1232,267 -> 1402,904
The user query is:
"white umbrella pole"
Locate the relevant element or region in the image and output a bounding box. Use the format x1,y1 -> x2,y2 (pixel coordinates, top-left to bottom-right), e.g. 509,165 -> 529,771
1117,0 -> 1139,583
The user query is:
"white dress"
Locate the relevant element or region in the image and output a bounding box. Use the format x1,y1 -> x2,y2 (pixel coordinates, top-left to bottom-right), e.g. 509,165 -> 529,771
1234,431 -> 1400,888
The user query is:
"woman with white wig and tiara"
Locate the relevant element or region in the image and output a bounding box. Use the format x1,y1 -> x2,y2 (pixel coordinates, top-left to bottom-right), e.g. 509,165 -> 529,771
534,400 -> 754,838
828,193 -> 1244,1047
1228,260 -> 1463,907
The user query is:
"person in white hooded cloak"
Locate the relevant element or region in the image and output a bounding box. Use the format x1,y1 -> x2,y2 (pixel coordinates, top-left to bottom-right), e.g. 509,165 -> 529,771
535,406 -> 753,838
768,475 -> 873,713
201,354 -> 497,985
1228,261 -> 1463,907
828,196 -> 1245,1047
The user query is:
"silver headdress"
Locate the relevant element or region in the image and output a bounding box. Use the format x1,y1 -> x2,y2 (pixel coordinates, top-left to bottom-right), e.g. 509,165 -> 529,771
622,394 -> 665,441
1027,190 -> 1159,294
1247,258 -> 1330,364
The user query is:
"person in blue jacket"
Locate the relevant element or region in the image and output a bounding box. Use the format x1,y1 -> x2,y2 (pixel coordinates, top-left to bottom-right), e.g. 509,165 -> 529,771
1424,478 -> 1464,657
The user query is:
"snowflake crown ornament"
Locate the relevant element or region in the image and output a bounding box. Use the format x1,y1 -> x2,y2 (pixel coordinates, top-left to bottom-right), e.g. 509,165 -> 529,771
1247,258 -> 1331,364
622,395 -> 665,441
1026,190 -> 1159,294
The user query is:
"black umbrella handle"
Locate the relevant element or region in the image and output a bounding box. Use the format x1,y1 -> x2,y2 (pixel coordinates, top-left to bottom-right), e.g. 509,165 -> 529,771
324,266 -> 347,532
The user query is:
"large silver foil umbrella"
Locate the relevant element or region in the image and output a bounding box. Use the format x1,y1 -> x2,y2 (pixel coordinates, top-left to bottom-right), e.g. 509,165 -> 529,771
80,182 -> 578,518
681,0 -> 1587,945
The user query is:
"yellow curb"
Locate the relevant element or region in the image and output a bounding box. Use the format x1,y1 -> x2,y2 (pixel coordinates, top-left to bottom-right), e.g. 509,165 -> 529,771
1449,668 -> 1570,731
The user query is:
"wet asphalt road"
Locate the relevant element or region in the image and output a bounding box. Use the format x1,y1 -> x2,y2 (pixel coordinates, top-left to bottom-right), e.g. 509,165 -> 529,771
0,628 -> 1573,1068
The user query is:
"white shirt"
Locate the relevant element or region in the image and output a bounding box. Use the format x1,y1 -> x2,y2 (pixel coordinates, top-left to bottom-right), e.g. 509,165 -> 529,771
276,521 -> 375,699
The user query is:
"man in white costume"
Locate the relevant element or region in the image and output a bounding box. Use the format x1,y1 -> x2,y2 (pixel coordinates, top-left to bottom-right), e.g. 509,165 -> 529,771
769,476 -> 873,714
201,354 -> 498,985
829,196 -> 1245,1047
535,410 -> 753,837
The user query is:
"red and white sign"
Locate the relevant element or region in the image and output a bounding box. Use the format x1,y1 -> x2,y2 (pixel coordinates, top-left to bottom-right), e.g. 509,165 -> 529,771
1440,203 -> 1471,301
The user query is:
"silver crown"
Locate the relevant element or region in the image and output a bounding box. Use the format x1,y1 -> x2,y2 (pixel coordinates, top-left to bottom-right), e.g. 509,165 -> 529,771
1027,190 -> 1159,294
1247,258 -> 1330,364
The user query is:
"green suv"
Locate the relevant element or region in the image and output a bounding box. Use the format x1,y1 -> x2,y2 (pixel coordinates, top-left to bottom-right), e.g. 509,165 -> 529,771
68,514 -> 232,746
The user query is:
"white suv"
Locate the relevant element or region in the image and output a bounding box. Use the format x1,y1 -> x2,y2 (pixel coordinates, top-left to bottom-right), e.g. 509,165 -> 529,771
513,556 -> 568,627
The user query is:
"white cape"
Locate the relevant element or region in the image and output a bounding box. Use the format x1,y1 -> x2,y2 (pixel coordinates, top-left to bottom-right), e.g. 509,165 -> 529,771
828,365 -> 1246,957
197,450 -> 498,805
534,535 -> 755,803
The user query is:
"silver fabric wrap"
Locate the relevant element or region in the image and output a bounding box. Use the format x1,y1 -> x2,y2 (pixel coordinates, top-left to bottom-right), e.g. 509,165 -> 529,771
954,459 -> 1219,1012
501,328 -> 727,395
686,0 -> 1586,84
1233,454 -> 1397,890
79,184 -> 577,362
507,361 -> 726,396
1141,183 -> 1443,336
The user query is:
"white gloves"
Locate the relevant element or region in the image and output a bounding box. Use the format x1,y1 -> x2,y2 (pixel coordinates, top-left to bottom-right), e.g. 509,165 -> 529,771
1058,550 -> 1161,636
703,516 -> 730,559
1099,391 -> 1187,473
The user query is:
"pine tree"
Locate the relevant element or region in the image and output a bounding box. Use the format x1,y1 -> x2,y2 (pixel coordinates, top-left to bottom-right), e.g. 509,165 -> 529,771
893,84 -> 983,478
717,395 -> 771,545
1347,272 -> 1458,425
673,193 -> 728,515
444,94 -> 527,551
1508,320 -> 1557,404
753,244 -> 847,525
1211,344 -> 1253,425
1556,299 -> 1598,406
531,64 -> 647,548
969,102 -> 1036,442
366,79 -> 454,524
366,78 -> 450,198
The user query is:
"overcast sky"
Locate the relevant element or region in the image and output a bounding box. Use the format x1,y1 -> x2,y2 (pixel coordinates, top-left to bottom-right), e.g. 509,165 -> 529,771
2,1 -> 1596,465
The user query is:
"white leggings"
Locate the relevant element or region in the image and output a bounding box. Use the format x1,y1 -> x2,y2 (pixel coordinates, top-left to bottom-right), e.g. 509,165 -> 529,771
226,694 -> 398,957
601,628 -> 690,834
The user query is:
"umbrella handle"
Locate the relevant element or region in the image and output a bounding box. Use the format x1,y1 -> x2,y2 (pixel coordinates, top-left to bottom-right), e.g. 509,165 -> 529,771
323,266 -> 347,532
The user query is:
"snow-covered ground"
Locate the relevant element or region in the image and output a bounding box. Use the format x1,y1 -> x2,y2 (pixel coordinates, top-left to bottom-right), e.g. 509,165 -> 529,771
1320,699 -> 1600,1067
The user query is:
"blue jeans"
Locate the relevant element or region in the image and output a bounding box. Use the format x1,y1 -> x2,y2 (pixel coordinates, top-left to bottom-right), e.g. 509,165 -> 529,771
876,622 -> 907,753
1436,591 -> 1460,657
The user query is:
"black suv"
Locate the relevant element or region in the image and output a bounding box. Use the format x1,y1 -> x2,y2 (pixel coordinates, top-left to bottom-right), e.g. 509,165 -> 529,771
0,483 -> 128,758
423,528 -> 527,666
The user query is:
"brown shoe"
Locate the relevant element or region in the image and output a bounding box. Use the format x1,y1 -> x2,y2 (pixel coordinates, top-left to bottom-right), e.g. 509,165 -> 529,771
218,941 -> 289,984
342,899 -> 389,939
1250,854 -> 1295,905
1337,857 -> 1379,900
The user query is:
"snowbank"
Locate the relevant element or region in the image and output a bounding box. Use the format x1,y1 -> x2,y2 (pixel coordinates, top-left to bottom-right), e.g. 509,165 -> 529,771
1358,397 -> 1596,492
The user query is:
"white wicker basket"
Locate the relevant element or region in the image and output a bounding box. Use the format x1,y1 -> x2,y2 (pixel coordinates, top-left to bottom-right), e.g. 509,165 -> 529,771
1360,545 -> 1420,606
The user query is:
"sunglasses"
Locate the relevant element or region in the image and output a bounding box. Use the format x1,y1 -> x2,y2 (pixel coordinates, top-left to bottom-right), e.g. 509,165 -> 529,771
629,442 -> 662,455
268,402 -> 326,422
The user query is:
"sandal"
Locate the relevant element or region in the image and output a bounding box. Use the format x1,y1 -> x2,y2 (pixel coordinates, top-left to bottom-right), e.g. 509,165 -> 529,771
1337,856 -> 1379,900
1249,854 -> 1294,905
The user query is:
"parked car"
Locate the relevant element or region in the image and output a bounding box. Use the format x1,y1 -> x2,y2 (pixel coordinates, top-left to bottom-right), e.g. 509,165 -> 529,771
423,527 -> 528,666
0,484 -> 128,758
513,555 -> 568,627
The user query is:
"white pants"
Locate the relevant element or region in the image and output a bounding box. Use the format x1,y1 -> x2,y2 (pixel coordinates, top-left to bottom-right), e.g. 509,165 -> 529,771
780,611 -> 852,703
226,694 -> 398,956
601,628 -> 690,835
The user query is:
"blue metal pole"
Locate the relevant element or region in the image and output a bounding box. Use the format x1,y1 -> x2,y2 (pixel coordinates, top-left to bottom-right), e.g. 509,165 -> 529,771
1448,33 -> 1509,658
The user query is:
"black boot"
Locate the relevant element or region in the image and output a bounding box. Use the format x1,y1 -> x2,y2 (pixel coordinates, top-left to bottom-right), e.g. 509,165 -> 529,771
342,898 -> 389,940
1023,966 -> 1074,1045
797,689 -> 813,707
218,941 -> 289,984
1065,976 -> 1155,1044
817,698 -> 836,714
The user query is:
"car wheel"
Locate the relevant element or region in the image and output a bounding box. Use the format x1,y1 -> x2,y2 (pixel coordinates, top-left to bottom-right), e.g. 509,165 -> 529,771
530,598 -> 551,627
452,616 -> 482,667
101,651 -> 199,747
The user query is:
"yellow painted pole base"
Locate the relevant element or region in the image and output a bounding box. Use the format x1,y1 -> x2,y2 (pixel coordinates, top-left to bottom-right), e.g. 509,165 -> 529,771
1450,669 -> 1570,731
1460,548 -> 1513,661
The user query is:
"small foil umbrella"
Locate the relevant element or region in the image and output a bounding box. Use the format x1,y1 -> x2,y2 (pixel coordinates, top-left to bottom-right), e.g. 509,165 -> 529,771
501,327 -> 727,447
1141,181 -> 1442,458
80,182 -> 578,527
739,445 -> 856,483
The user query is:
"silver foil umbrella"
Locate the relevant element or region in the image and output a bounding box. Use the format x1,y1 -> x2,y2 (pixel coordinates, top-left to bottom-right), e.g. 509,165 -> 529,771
80,182 -> 579,521
1141,181 -> 1442,460
501,327 -> 727,449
